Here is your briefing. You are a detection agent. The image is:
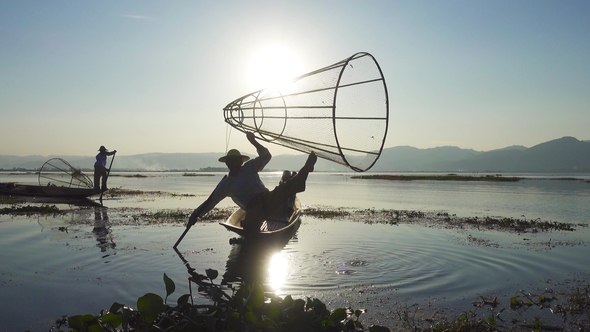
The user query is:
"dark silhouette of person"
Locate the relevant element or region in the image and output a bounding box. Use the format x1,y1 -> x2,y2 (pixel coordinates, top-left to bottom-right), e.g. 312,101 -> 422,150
94,146 -> 116,192
188,132 -> 316,232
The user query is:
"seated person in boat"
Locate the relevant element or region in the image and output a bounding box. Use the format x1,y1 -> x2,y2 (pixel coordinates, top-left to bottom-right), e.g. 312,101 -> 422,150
188,131 -> 316,232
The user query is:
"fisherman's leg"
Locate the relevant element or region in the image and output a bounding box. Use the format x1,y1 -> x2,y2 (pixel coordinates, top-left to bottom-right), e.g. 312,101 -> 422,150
241,203 -> 265,232
263,153 -> 317,216
93,166 -> 101,191
100,169 -> 108,191
280,152 -> 317,194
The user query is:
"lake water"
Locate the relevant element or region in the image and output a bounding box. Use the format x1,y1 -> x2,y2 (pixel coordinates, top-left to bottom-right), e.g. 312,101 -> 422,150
1,171 -> 589,330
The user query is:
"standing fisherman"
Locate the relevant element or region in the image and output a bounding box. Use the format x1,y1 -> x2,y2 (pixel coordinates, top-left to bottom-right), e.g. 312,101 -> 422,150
94,146 -> 116,192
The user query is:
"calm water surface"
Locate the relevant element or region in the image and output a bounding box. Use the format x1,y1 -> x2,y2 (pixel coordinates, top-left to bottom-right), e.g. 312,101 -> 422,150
1,172 -> 589,330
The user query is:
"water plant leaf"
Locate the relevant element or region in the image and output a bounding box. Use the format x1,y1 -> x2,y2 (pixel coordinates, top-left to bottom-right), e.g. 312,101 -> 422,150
163,273 -> 175,302
265,298 -> 281,319
355,308 -> 366,317
246,282 -> 265,308
330,307 -> 348,321
136,293 -> 165,323
109,302 -> 124,314
244,311 -> 257,324
255,317 -> 279,330
369,325 -> 391,332
101,312 -> 122,327
67,314 -> 98,330
177,294 -> 191,307
206,268 -> 218,280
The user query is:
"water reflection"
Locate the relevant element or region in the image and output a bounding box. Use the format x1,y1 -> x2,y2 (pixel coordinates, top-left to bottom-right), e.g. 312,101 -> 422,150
93,206 -> 116,253
268,252 -> 289,292
222,219 -> 301,293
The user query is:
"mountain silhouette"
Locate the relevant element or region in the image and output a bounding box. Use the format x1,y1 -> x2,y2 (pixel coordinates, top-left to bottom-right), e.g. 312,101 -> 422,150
1,136 -> 589,173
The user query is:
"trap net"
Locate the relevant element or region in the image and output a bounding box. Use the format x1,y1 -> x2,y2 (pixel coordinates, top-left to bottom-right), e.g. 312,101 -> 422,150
223,52 -> 389,172
38,158 -> 94,189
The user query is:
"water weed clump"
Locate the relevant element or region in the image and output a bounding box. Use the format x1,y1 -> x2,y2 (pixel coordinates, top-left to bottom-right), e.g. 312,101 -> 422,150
351,174 -> 523,182
0,204 -> 62,216
51,270 -> 590,332
304,207 -> 351,219
53,270 -> 390,332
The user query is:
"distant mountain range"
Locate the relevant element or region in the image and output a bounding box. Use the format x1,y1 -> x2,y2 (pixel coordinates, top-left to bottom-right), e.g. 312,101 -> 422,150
1,136 -> 589,173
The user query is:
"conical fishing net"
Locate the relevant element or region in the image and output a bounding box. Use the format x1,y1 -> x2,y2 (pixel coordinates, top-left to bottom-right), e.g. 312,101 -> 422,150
223,52 -> 389,172
38,158 -> 94,189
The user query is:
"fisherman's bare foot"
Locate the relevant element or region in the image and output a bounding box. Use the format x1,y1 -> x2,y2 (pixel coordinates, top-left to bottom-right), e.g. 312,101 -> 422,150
303,152 -> 317,173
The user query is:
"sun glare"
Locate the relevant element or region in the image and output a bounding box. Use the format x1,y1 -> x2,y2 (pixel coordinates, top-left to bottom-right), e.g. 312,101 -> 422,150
268,252 -> 289,292
248,46 -> 303,92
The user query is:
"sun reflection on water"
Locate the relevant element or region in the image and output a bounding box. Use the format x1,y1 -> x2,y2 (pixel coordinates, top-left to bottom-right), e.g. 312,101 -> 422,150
268,252 -> 288,293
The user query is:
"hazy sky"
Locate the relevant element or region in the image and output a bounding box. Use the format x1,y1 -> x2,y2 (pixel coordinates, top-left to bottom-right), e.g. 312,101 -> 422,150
1,1 -> 589,157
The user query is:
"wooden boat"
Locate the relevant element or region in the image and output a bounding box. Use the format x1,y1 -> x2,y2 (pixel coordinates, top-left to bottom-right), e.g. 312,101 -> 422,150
0,182 -> 100,198
220,196 -> 301,237
0,158 -> 100,199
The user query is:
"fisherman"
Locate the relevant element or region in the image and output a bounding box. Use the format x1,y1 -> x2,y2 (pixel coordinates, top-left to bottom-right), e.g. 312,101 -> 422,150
188,132 -> 316,232
94,146 -> 116,192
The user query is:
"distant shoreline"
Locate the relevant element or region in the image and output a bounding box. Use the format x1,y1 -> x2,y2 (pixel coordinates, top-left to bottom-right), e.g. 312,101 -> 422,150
1,170 -> 589,183
351,174 -> 590,182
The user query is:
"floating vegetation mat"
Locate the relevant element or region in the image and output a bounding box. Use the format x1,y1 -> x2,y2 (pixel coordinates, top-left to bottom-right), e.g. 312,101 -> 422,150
352,174 -> 523,182
304,206 -> 586,234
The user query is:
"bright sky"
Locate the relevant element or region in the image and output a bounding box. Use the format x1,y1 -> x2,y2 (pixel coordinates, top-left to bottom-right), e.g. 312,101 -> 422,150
1,1 -> 589,156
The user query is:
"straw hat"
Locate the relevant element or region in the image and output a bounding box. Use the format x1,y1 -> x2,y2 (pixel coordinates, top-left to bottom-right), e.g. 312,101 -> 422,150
218,149 -> 250,162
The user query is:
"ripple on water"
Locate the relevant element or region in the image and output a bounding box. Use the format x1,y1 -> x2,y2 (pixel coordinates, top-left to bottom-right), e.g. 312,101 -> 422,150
275,219 -> 587,303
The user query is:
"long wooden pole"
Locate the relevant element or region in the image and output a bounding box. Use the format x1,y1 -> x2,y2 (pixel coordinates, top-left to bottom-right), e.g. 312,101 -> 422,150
99,152 -> 116,203
173,175 -> 226,249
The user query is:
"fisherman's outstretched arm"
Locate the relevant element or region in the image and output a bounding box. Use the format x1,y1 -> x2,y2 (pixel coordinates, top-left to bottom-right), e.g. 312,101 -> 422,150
188,184 -> 227,226
246,132 -> 271,170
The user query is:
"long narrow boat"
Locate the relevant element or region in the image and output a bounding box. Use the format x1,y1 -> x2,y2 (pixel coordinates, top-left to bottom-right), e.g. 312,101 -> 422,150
0,158 -> 100,199
220,196 -> 301,237
0,182 -> 100,198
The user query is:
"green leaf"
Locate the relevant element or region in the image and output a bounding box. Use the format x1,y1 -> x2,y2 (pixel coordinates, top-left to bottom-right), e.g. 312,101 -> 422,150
245,311 -> 257,324
248,282 -> 265,308
101,312 -> 122,327
369,325 -> 391,332
67,314 -> 98,330
108,302 -> 124,314
355,308 -> 366,318
206,268 -> 218,280
255,318 -> 278,331
137,293 -> 165,323
330,307 -> 347,321
163,273 -> 176,301
292,299 -> 305,312
265,299 -> 281,319
282,295 -> 293,307
87,323 -> 107,332
177,294 -> 191,307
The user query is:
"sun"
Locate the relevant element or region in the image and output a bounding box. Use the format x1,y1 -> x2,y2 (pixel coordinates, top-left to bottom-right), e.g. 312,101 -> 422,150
248,46 -> 303,92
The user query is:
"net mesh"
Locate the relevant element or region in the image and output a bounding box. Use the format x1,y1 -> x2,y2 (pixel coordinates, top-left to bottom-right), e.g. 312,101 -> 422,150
224,52 -> 389,172
38,158 -> 94,189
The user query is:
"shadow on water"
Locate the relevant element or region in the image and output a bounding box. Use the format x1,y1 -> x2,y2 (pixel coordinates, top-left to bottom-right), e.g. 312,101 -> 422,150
173,218 -> 302,299
222,218 -> 301,288
93,206 -> 116,254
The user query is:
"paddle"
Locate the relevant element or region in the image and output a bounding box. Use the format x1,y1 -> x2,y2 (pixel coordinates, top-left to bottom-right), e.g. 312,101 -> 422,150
173,175 -> 226,249
99,151 -> 116,202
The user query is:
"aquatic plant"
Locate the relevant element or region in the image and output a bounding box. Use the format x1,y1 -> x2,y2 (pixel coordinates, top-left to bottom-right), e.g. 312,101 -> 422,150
52,268 -> 590,331
0,204 -> 62,215
304,207 -> 350,219
351,174 -> 523,182
54,270 -> 390,332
